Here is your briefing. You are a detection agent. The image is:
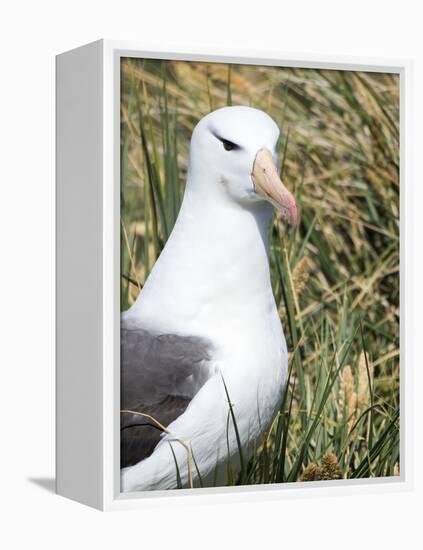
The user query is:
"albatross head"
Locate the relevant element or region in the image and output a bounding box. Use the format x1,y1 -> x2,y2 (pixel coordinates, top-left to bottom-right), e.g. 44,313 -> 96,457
188,106 -> 299,225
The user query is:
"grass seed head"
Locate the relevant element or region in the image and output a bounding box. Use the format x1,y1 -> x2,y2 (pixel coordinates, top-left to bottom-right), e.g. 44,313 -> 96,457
300,463 -> 319,482
317,453 -> 343,480
299,454 -> 343,481
357,351 -> 373,410
339,365 -> 358,430
293,256 -> 310,298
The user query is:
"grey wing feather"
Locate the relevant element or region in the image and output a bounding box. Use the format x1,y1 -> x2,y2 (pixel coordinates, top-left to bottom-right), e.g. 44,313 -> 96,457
121,316 -> 214,467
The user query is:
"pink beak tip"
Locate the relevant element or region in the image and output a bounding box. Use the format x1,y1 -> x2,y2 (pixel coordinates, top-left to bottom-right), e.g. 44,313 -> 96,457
291,203 -> 300,226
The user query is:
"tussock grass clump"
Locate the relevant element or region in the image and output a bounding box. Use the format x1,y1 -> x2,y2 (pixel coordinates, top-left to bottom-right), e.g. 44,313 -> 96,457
120,58 -> 400,485
300,453 -> 343,482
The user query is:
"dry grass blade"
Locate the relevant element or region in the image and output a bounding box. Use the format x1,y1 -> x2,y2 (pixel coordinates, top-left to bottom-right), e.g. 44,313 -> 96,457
121,409 -> 194,488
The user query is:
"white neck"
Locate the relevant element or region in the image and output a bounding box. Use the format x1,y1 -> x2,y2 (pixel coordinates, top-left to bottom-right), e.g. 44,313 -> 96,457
127,171 -> 277,336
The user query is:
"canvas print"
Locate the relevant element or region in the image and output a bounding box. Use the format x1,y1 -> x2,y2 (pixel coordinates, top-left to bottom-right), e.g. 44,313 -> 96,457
119,58 -> 400,492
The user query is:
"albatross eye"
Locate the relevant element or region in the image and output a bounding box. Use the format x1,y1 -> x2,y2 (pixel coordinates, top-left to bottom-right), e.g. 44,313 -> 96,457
211,130 -> 241,151
221,138 -> 239,152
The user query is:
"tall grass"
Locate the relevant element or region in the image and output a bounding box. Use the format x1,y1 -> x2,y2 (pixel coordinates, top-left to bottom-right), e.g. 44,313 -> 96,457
120,58 -> 400,483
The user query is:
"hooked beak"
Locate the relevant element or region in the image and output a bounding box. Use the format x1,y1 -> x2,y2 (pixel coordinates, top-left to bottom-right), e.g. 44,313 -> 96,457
252,148 -> 299,225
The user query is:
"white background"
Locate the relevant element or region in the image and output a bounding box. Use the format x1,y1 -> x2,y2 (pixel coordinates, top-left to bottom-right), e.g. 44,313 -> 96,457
1,1 -> 421,548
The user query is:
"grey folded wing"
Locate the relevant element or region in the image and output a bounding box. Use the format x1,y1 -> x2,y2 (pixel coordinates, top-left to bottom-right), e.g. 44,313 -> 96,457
121,320 -> 215,468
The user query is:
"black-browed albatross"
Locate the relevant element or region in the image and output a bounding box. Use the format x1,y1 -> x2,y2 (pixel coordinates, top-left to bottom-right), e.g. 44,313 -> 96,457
121,106 -> 298,491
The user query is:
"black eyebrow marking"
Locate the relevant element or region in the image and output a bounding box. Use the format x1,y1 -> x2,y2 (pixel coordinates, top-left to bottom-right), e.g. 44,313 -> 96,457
210,129 -> 241,151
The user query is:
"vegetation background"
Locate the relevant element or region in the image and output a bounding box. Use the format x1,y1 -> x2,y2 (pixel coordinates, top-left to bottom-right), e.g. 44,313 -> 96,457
120,58 -> 400,485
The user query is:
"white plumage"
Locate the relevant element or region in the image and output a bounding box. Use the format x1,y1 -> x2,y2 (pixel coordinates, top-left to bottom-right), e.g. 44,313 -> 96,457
121,106 -> 298,491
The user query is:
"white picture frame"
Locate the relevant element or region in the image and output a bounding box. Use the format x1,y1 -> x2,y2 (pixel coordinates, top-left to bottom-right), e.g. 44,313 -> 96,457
56,39 -> 412,511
